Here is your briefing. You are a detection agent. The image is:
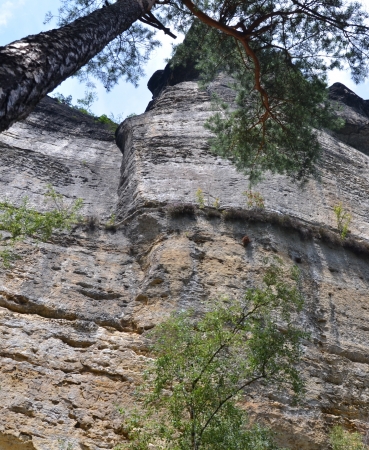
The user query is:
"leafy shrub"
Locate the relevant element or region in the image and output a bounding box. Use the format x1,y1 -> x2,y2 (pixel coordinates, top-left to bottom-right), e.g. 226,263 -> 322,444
333,203 -> 352,239
96,114 -> 118,132
195,189 -> 221,209
243,190 -> 265,209
58,439 -> 74,450
213,197 -> 221,209
118,259 -> 306,450
330,425 -> 367,450
0,185 -> 83,266
105,213 -> 117,232
195,188 -> 205,209
53,93 -> 73,107
76,107 -> 90,116
51,91 -> 118,132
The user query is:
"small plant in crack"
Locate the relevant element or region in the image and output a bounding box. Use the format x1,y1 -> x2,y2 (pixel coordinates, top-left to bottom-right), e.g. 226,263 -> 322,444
243,190 -> 265,209
58,438 -> 74,450
333,203 -> 351,239
195,188 -> 222,210
105,213 -> 117,231
0,186 -> 83,267
195,188 -> 205,209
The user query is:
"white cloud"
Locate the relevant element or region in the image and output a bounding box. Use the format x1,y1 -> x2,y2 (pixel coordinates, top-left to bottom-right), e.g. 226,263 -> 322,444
0,0 -> 25,28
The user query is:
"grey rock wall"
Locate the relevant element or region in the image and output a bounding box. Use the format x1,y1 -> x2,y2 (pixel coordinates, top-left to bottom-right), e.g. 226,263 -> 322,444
1,79 -> 369,449
0,96 -> 120,219
329,82 -> 369,156
117,78 -> 369,239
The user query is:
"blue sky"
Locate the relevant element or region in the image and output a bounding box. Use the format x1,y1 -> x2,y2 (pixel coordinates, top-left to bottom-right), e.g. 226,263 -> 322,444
0,0 -> 179,118
1,0 -> 369,119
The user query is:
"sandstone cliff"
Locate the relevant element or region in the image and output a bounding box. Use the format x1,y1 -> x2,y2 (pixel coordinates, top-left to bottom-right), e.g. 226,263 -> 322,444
1,77 -> 369,450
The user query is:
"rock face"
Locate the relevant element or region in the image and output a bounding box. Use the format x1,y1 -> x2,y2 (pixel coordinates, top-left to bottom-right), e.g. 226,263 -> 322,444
1,80 -> 369,450
329,82 -> 369,155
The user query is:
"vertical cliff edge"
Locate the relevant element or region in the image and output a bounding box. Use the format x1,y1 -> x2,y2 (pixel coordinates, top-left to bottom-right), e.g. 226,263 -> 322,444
0,78 -> 369,450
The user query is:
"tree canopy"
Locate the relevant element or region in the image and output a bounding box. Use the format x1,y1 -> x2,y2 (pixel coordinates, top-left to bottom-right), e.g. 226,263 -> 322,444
1,0 -> 369,179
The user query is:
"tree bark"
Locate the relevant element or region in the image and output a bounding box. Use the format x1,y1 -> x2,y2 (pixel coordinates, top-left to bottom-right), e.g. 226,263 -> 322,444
0,0 -> 155,133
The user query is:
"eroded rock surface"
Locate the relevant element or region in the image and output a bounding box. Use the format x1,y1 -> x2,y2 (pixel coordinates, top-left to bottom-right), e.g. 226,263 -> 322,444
1,81 -> 369,449
329,82 -> 369,156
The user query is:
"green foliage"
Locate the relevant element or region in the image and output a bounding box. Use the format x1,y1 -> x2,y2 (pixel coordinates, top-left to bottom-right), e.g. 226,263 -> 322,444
58,439 -> 74,450
76,107 -> 90,116
201,35 -> 341,183
97,114 -> 119,132
0,248 -> 20,268
333,203 -> 352,239
195,188 -> 205,209
118,259 -> 307,449
76,90 -> 98,112
243,190 -> 265,209
170,9 -> 363,181
329,425 -> 367,450
53,90 -> 99,117
51,91 -> 119,131
195,188 -> 221,209
46,2 -> 160,90
106,213 -> 116,225
53,92 -> 73,107
105,213 -> 117,231
49,0 -> 369,181
0,185 -> 83,266
213,197 -> 220,209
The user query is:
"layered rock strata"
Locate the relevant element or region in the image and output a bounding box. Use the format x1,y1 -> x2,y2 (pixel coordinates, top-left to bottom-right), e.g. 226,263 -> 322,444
0,80 -> 369,449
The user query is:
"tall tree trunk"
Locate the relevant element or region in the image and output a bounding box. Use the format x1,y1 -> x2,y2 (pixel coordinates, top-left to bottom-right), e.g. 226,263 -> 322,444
0,0 -> 155,133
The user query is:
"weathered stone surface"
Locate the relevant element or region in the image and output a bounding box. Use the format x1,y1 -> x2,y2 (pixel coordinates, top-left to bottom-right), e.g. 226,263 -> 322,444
0,96 -> 119,219
117,78 -> 369,239
329,82 -> 369,156
1,80 -> 369,449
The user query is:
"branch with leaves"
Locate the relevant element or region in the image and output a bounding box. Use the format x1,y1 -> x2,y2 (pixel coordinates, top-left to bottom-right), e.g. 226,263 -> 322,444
117,259 -> 308,450
1,0 -> 368,181
0,186 -> 83,267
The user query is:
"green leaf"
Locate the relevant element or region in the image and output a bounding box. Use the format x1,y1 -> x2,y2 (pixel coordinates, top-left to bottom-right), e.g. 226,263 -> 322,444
118,259 -> 307,449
